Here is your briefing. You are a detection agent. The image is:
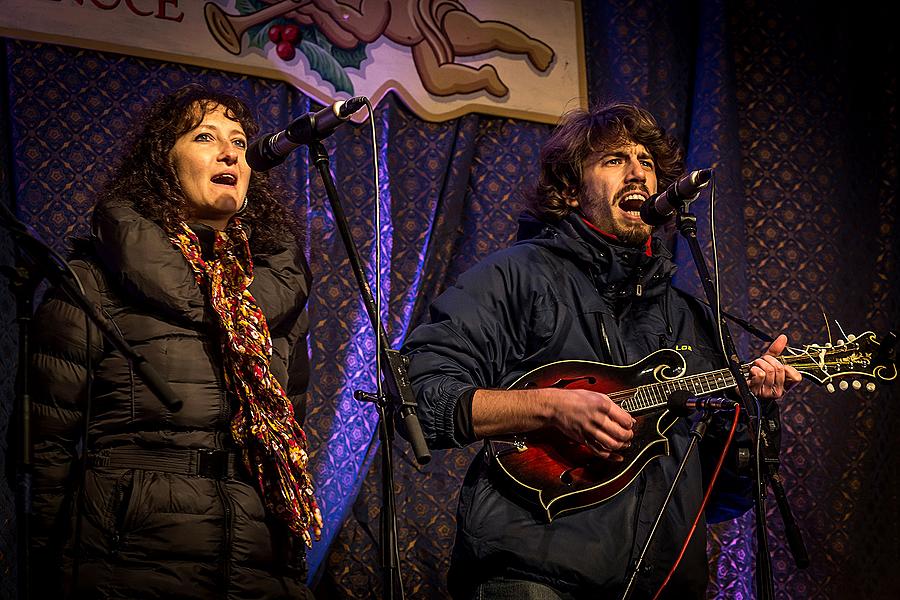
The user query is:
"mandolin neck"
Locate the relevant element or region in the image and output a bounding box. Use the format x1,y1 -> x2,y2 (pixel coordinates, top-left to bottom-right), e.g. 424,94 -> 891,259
618,364 -> 752,414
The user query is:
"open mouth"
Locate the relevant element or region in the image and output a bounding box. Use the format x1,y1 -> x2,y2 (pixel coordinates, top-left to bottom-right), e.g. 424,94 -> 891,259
211,173 -> 237,187
618,192 -> 646,218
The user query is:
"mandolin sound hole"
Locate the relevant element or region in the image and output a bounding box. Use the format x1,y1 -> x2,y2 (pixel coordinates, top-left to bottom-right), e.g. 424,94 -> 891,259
560,469 -> 575,485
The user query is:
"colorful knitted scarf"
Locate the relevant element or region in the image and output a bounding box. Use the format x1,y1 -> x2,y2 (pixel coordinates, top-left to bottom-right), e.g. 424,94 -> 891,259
170,220 -> 322,547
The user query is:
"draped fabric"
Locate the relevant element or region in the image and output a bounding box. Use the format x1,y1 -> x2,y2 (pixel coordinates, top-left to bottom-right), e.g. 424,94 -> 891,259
1,1 -> 898,599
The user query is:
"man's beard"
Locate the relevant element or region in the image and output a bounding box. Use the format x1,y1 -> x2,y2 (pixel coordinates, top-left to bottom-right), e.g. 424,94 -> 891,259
580,188 -> 653,247
615,220 -> 652,246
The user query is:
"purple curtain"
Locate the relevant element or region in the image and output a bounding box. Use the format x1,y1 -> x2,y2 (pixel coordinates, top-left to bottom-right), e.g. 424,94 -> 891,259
1,2 -> 898,598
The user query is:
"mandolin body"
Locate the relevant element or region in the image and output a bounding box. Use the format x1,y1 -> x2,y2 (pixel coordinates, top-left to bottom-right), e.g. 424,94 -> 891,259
487,350 -> 688,521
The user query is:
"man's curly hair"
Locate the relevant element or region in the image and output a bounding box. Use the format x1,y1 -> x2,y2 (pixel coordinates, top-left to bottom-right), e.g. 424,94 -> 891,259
529,103 -> 684,222
95,84 -> 299,253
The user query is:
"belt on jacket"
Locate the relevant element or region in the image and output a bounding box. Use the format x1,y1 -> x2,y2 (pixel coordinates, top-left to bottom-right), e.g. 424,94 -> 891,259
87,447 -> 244,479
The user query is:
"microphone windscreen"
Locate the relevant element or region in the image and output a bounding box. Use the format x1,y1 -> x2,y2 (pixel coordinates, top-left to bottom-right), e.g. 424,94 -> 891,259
666,389 -> 694,416
246,134 -> 284,172
640,194 -> 673,226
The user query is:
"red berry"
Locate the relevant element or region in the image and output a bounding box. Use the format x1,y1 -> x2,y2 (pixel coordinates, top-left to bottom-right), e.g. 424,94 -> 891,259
276,42 -> 296,61
282,24 -> 301,45
268,25 -> 283,43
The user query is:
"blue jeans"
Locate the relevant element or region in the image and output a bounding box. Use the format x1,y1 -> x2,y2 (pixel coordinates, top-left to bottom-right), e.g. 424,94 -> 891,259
472,577 -> 574,600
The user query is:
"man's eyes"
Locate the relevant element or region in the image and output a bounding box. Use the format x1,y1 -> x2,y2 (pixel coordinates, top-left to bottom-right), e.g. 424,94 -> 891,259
604,158 -> 654,168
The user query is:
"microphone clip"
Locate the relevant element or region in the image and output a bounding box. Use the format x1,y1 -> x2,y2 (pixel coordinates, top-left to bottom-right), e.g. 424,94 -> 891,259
666,389 -> 738,417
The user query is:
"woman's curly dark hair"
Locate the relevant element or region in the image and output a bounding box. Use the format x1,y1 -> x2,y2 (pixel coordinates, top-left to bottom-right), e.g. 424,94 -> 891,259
96,84 -> 299,253
529,102 -> 684,222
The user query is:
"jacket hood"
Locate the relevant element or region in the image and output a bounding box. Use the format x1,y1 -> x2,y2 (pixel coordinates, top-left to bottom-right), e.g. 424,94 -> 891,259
515,212 -> 677,300
92,202 -> 208,324
90,202 -> 307,327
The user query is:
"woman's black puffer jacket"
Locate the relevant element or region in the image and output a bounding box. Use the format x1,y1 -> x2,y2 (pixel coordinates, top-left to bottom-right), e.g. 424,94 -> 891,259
30,202 -> 316,599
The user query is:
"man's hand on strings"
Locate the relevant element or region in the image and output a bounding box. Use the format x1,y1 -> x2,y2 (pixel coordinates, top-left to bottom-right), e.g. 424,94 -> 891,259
549,389 -> 635,461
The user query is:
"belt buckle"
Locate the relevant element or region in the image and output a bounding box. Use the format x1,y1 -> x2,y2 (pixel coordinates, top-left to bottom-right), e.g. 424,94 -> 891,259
88,449 -> 111,469
197,449 -> 229,478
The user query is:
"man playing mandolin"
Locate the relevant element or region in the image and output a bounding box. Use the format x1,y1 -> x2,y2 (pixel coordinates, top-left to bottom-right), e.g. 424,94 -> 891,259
402,102 -> 802,599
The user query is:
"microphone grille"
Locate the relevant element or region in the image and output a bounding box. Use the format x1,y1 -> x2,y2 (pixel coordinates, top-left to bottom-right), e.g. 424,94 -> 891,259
639,193 -> 673,226
338,96 -> 368,119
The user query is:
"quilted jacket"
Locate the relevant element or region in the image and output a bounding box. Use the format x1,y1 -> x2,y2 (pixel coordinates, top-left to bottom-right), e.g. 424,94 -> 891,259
30,201 -> 315,599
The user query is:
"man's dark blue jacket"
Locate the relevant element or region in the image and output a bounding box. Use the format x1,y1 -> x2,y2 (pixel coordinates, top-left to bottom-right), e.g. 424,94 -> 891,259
402,214 -> 758,599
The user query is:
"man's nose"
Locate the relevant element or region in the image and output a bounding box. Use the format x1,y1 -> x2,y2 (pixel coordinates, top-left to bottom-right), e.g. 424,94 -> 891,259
625,158 -> 647,182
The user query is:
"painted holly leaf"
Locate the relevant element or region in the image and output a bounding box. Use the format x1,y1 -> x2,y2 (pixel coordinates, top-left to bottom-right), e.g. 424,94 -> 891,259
331,42 -> 367,70
309,26 -> 329,47
235,0 -> 265,13
236,0 -> 272,50
301,24 -> 367,72
299,40 -> 354,94
246,25 -> 269,51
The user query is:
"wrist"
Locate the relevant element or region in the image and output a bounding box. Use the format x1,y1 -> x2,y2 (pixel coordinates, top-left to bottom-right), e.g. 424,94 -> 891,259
539,388 -> 564,430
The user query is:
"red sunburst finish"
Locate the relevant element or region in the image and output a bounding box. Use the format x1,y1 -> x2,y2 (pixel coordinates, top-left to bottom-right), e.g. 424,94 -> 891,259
487,350 -> 686,522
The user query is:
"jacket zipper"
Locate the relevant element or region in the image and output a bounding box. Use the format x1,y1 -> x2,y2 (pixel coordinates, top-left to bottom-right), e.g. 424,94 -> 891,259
599,316 -> 613,361
215,363 -> 233,593
110,477 -> 124,553
215,479 -> 234,593
628,474 -> 649,580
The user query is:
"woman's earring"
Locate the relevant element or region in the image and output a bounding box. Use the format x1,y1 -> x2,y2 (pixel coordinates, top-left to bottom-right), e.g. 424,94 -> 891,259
237,196 -> 248,214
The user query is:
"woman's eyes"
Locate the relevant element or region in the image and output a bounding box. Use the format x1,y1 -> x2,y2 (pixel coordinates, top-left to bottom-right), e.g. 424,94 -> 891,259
193,132 -> 247,148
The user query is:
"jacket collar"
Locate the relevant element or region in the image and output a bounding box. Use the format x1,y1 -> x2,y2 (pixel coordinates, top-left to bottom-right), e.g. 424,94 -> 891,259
90,202 -> 299,325
516,212 -> 676,300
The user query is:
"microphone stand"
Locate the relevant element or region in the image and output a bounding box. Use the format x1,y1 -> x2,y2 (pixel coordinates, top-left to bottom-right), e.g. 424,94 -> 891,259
687,295 -> 809,569
307,140 -> 431,600
620,409 -> 715,600
674,199 -> 805,598
0,203 -> 183,600
2,258 -> 40,600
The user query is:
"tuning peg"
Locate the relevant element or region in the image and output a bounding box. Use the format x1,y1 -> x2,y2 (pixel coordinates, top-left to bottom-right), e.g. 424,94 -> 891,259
847,334 -> 856,342
839,380 -> 849,391
852,380 -> 862,390
826,383 -> 836,393
866,382 -> 876,392
834,340 -> 843,346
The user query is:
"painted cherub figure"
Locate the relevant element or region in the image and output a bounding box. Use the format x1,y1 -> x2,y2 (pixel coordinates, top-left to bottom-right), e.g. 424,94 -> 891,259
208,0 -> 556,97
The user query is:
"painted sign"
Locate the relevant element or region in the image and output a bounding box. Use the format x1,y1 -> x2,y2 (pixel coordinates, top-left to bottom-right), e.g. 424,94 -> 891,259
1,0 -> 587,124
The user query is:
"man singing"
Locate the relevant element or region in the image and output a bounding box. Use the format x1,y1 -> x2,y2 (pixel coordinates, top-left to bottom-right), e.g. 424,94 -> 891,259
402,103 -> 801,599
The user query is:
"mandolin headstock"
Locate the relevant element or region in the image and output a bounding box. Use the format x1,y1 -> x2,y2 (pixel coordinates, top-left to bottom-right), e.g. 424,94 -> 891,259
782,331 -> 897,391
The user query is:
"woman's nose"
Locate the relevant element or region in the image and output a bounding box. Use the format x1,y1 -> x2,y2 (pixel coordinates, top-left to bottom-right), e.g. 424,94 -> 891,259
219,144 -> 239,165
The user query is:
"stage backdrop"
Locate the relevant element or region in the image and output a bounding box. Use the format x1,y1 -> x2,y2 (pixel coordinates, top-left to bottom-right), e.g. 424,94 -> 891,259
1,1 -> 898,599
1,0 -> 587,124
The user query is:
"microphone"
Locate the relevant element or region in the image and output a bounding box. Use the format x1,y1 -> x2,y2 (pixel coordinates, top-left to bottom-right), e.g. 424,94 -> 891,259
246,96 -> 367,171
666,389 -> 737,416
639,168 -> 712,225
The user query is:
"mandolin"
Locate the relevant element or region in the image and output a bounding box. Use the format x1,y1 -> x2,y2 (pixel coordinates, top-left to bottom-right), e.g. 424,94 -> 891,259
487,331 -> 897,522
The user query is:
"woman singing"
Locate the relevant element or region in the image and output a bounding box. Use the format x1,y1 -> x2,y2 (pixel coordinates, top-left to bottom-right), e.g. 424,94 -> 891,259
30,84 -> 319,599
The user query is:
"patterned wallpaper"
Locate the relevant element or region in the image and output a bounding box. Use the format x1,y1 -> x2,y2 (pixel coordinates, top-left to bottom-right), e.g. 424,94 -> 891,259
0,1 -> 897,599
